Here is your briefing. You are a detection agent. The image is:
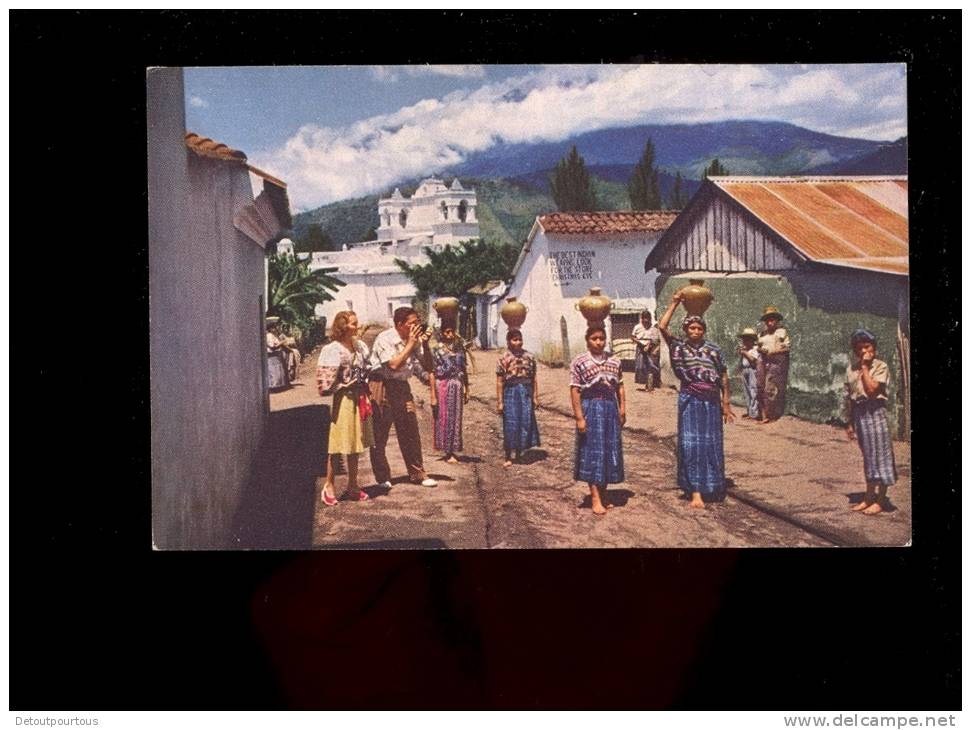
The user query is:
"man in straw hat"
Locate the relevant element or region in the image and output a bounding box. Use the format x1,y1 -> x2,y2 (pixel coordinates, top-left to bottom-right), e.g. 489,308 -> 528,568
736,327 -> 761,419
756,306 -> 791,424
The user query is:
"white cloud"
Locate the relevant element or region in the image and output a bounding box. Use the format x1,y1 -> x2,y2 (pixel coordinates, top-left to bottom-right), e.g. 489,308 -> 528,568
253,64 -> 907,210
188,95 -> 209,109
369,65 -> 487,83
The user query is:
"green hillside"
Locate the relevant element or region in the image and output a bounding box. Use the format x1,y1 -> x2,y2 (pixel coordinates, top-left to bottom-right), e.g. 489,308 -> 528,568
291,174 -> 634,252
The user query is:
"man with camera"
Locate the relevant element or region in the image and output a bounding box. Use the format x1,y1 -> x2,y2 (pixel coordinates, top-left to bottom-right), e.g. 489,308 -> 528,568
368,307 -> 439,488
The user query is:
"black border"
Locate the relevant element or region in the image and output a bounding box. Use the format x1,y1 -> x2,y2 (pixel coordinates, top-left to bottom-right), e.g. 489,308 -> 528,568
10,10 -> 959,710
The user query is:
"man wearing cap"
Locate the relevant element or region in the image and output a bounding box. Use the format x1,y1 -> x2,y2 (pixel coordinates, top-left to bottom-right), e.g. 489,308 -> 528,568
368,306 -> 438,488
736,328 -> 761,419
756,306 -> 791,423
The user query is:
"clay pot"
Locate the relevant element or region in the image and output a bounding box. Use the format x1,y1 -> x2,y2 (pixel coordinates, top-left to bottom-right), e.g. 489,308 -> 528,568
500,297 -> 528,328
678,279 -> 714,317
575,287 -> 613,324
432,297 -> 460,321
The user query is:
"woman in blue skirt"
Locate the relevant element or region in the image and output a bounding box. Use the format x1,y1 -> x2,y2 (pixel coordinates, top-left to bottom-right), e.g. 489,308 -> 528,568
495,329 -> 541,466
658,291 -> 735,509
569,325 -> 626,515
844,329 -> 897,515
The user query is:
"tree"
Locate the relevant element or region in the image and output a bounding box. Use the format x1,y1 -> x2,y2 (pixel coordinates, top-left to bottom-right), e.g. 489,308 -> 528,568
364,226 -> 378,241
295,223 -> 335,253
267,252 -> 344,349
628,138 -> 662,210
668,171 -> 690,209
703,158 -> 730,179
550,145 -> 597,211
395,239 -> 520,301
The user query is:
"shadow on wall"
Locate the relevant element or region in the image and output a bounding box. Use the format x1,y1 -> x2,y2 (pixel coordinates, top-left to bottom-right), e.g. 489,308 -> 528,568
233,403 -> 330,549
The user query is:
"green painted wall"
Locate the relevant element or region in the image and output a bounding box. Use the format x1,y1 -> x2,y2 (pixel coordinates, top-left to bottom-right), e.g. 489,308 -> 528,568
656,271 -> 909,437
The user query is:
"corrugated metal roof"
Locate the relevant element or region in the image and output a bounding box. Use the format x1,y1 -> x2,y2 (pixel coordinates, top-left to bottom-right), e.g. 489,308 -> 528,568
710,176 -> 908,274
539,211 -> 679,235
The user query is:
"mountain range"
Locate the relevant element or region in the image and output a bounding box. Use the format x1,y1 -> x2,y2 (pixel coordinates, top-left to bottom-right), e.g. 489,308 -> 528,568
292,120 -> 907,250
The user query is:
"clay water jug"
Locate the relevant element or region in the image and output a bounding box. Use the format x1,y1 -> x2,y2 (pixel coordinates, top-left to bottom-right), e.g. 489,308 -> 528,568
500,297 -> 528,328
678,279 -> 714,316
433,297 -> 459,321
576,287 -> 613,324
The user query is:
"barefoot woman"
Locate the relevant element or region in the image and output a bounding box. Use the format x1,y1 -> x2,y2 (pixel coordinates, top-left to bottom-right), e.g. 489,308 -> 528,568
428,318 -> 468,464
658,292 -> 735,509
845,329 -> 897,515
569,325 -> 626,515
495,329 -> 541,467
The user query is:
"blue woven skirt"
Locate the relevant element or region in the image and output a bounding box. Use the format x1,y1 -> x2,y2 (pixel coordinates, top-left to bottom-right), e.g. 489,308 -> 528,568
502,382 -> 541,451
852,399 -> 897,486
574,397 -> 624,485
677,391 -> 725,496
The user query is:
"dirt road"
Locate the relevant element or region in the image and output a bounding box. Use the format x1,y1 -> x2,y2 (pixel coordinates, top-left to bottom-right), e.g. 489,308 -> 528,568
269,346 -> 911,549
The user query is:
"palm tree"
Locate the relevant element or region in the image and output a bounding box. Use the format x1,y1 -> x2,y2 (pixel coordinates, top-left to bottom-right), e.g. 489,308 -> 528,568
267,252 -> 344,348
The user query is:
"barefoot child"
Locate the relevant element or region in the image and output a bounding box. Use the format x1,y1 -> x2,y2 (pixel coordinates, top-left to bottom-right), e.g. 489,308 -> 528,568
495,329 -> 541,466
658,292 -> 735,509
736,328 -> 761,419
845,329 -> 897,515
428,319 -> 468,464
569,326 -> 626,515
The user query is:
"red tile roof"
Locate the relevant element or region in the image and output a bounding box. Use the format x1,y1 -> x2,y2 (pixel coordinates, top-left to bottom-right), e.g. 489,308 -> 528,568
185,132 -> 247,162
539,211 -> 679,235
711,176 -> 908,274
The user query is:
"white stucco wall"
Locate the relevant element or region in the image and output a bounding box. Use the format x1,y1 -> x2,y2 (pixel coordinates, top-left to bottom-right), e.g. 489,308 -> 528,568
314,270 -> 415,329
498,229 -> 662,359
149,67 -> 269,550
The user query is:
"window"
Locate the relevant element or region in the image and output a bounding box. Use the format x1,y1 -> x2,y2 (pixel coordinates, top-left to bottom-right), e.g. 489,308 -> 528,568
441,201 -> 448,220
399,209 -> 408,228
458,200 -> 467,222
388,302 -> 393,319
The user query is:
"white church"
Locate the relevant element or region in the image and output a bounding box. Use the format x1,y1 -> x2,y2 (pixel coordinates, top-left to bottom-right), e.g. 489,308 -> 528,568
308,178 -> 479,327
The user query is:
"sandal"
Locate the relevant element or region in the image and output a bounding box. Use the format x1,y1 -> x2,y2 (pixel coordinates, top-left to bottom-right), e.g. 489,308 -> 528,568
322,490 -> 338,506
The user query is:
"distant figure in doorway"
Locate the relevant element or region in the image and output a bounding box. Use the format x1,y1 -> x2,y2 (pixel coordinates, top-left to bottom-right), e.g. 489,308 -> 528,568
569,325 -> 626,516
429,318 -> 469,464
495,329 -> 541,467
658,292 -> 735,509
632,310 -> 662,392
368,307 -> 438,488
845,329 -> 897,515
736,328 -> 762,419
756,306 -> 790,423
316,311 -> 374,505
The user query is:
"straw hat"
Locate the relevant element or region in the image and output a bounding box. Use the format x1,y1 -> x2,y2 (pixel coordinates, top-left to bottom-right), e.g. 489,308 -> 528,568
738,327 -> 758,338
760,306 -> 784,322
266,316 -> 281,327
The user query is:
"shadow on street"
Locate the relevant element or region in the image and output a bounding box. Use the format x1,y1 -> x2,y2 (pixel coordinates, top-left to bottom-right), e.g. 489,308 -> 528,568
233,404 -> 329,549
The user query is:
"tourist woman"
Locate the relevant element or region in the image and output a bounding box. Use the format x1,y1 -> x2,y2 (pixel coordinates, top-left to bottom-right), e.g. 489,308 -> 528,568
756,306 -> 791,423
495,329 -> 541,467
658,291 -> 735,509
428,318 -> 469,464
845,329 -> 897,515
316,311 -> 375,505
569,325 -> 626,515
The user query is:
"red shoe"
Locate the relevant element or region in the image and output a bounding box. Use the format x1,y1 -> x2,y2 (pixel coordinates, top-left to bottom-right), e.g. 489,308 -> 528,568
322,490 -> 338,506
356,490 -> 370,501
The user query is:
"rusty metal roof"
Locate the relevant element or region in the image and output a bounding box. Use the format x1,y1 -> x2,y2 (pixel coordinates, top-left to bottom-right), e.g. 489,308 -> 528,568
710,176 -> 908,274
539,211 -> 679,235
185,132 -> 248,162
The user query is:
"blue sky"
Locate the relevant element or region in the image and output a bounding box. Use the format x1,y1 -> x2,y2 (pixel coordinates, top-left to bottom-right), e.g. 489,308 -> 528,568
185,64 -> 907,211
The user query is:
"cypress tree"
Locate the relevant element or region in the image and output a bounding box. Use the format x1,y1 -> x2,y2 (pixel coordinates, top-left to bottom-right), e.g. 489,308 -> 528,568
668,171 -> 689,209
703,158 -> 730,179
551,145 -> 597,211
628,138 -> 662,210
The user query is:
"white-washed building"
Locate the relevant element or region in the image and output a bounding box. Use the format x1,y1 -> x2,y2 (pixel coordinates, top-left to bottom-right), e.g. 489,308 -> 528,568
490,211 -> 678,360
311,178 -> 479,327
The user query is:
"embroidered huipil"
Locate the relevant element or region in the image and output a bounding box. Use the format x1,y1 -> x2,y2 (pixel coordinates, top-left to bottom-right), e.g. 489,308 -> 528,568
496,349 -> 537,385
570,352 -> 623,397
317,340 -> 373,420
669,338 -> 726,401
431,342 -> 467,383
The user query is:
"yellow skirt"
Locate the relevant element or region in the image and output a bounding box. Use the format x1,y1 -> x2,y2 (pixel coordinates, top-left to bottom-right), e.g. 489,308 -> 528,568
328,390 -> 375,455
